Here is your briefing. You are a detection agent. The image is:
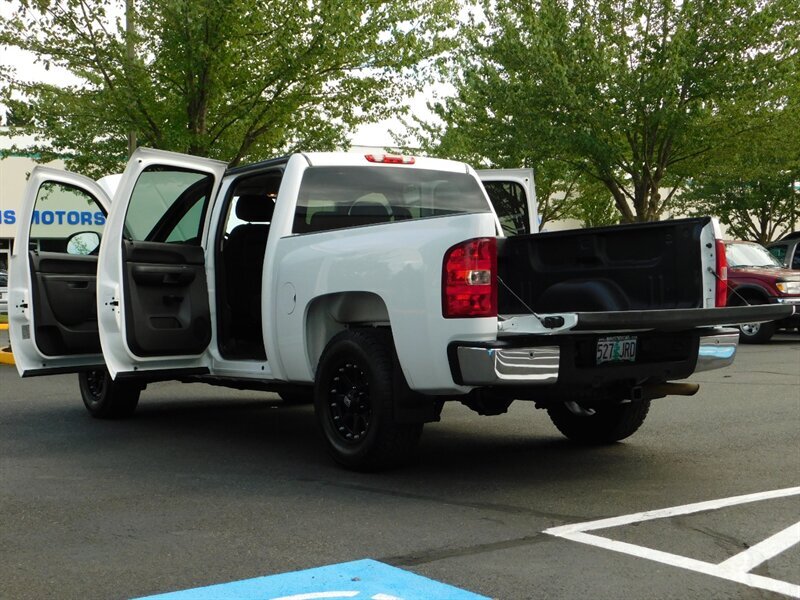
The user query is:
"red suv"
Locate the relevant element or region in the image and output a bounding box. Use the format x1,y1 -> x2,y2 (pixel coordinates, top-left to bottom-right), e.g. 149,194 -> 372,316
725,240 -> 800,343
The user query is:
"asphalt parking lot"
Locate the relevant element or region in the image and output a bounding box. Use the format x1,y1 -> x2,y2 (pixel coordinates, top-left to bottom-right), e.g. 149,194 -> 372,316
1,329 -> 798,600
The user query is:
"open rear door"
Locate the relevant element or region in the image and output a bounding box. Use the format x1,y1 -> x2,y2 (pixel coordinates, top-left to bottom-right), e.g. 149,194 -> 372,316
97,148 -> 227,379
478,168 -> 538,236
9,167 -> 110,376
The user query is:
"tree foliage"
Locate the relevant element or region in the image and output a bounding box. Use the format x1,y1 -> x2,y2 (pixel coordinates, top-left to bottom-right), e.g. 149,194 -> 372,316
1,0 -> 457,177
674,93 -> 800,242
413,0 -> 799,223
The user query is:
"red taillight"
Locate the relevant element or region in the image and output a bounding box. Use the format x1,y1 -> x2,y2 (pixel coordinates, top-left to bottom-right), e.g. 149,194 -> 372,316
443,237 -> 497,318
715,239 -> 728,307
365,153 -> 415,164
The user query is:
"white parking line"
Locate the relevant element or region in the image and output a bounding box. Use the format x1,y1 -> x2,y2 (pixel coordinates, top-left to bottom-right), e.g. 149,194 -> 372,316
545,486 -> 800,599
718,521 -> 800,573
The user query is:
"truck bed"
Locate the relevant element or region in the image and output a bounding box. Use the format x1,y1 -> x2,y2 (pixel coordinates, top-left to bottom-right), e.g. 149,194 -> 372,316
497,217 -> 711,314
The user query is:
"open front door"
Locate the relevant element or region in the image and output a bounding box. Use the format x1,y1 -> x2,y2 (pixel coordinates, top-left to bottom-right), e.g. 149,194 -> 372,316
478,168 -> 538,236
97,148 -> 228,379
9,167 -> 110,376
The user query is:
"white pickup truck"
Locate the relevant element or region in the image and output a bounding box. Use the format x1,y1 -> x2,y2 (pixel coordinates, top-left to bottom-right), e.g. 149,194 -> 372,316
8,149 -> 792,469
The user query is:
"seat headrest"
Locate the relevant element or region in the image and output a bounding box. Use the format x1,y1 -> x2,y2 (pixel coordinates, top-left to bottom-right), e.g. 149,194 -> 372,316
236,194 -> 275,222
349,201 -> 389,217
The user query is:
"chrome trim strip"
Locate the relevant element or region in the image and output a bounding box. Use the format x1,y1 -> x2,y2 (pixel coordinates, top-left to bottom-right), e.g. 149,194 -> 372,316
457,346 -> 560,385
695,329 -> 739,373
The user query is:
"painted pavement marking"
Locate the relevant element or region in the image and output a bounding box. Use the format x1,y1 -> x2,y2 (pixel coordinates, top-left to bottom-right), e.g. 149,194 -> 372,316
133,558 -> 489,600
545,486 -> 800,598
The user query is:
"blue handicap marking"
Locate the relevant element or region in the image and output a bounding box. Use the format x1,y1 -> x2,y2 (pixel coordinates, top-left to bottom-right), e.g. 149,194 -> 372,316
133,559 -> 490,600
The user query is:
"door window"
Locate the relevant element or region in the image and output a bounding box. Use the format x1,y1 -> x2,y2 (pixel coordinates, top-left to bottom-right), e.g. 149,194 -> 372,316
124,167 -> 213,245
482,181 -> 530,236
792,247 -> 800,270
29,182 -> 106,253
768,244 -> 788,266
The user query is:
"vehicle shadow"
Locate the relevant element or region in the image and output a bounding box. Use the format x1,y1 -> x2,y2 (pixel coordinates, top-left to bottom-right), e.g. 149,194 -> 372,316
3,378 -> 675,497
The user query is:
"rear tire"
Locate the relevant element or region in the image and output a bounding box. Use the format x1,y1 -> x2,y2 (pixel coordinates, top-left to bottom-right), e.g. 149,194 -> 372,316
314,329 -> 423,471
79,369 -> 140,419
547,399 -> 650,444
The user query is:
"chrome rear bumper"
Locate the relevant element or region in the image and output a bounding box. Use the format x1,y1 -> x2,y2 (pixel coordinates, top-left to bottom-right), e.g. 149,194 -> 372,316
694,330 -> 739,373
453,328 -> 740,386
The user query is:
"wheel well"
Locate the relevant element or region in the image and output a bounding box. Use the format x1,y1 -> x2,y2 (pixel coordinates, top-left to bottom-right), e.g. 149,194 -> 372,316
305,292 -> 391,372
728,286 -> 768,306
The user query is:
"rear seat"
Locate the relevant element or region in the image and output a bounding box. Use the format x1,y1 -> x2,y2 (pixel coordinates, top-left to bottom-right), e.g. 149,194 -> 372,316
304,202 -> 403,233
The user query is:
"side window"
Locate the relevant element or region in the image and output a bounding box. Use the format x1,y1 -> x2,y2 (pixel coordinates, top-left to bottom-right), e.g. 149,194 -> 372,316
792,247 -> 800,270
29,182 -> 106,254
768,244 -> 787,266
482,181 -> 530,236
124,167 -> 213,245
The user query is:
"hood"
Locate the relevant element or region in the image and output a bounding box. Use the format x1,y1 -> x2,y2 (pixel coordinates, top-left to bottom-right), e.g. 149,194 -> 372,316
729,265 -> 800,280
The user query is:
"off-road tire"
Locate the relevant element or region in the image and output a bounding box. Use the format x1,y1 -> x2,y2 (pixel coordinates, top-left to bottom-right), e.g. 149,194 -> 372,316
79,369 -> 140,419
314,329 -> 423,471
547,399 -> 650,444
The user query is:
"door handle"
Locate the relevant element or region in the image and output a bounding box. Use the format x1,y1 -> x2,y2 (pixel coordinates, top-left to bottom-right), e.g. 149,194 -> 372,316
131,264 -> 196,286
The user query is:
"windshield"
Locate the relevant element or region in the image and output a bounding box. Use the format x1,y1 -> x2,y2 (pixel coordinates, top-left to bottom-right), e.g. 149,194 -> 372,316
726,242 -> 783,268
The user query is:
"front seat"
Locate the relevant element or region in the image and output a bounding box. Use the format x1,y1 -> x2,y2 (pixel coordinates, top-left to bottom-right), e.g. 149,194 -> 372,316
223,194 -> 274,355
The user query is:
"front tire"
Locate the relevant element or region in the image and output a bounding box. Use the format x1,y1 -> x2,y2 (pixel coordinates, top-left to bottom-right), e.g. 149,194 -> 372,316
547,399 -> 650,444
314,329 -> 423,471
731,296 -> 776,344
738,319 -> 776,344
79,369 -> 140,419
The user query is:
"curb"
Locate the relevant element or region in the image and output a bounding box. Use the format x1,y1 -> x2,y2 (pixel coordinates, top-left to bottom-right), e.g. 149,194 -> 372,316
0,323 -> 8,330
0,347 -> 14,366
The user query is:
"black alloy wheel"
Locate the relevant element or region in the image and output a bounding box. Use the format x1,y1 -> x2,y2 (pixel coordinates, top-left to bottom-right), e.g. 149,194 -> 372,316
314,329 -> 423,470
326,362 -> 372,443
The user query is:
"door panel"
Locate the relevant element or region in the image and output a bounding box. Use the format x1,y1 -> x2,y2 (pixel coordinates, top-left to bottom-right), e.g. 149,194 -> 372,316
122,241 -> 211,356
9,167 -> 110,376
29,252 -> 101,356
97,148 -> 228,378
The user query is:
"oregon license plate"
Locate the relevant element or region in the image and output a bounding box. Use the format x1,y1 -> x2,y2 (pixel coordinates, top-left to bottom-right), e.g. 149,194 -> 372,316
596,336 -> 637,364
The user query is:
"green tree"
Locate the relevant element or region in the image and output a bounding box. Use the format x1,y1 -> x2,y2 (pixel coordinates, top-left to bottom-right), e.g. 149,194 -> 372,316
3,99 -> 34,127
674,89 -> 800,243
1,0 -> 457,177
415,0 -> 799,223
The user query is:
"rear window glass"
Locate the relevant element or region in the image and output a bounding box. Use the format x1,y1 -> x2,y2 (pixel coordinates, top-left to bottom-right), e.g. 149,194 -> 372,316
293,166 -> 491,234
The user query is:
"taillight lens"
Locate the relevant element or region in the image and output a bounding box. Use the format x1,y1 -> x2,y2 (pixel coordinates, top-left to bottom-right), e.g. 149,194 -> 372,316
715,239 -> 728,307
443,237 -> 497,318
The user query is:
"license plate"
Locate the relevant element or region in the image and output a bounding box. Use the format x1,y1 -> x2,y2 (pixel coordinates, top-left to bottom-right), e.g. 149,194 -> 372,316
596,336 -> 637,364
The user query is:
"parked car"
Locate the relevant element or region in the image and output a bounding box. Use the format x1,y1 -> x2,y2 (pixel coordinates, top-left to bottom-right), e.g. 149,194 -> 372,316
766,232 -> 800,270
725,240 -> 800,343
0,268 -> 8,313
